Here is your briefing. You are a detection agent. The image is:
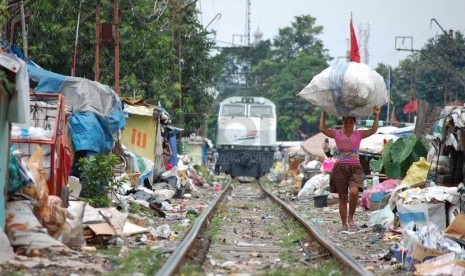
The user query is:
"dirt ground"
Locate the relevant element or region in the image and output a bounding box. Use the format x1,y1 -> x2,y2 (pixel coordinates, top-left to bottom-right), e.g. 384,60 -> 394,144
270,183 -> 412,276
0,174 -> 413,275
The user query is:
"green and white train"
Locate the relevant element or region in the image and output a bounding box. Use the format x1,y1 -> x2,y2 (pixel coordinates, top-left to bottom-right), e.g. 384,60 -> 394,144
216,97 -> 276,178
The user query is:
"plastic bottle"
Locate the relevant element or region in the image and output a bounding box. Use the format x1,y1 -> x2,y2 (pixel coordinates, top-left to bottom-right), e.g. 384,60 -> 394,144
372,176 -> 380,186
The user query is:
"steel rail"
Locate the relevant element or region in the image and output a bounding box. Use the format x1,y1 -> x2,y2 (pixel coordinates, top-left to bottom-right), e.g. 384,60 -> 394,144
258,180 -> 374,276
155,180 -> 233,276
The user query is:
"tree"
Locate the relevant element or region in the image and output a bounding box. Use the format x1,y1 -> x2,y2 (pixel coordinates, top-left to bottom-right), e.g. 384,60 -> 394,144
412,31 -> 465,106
209,15 -> 331,141
271,15 -> 326,62
16,0 -> 220,135
209,15 -> 332,141
253,15 -> 331,140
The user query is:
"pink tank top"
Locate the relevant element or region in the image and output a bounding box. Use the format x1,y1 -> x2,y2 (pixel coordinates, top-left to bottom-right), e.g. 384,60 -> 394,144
331,129 -> 363,164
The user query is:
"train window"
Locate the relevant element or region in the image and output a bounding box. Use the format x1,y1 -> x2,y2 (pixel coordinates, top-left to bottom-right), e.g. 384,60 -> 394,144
249,106 -> 273,118
222,104 -> 246,117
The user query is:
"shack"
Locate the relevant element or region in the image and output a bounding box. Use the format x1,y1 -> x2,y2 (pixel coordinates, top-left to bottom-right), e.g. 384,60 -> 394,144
181,135 -> 208,167
427,106 -> 465,186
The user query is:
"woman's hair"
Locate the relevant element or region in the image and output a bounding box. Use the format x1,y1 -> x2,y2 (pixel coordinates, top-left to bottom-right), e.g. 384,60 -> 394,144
343,116 -> 356,122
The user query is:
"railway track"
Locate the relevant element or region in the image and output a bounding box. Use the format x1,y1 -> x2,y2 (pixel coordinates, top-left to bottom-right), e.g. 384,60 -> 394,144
156,178 -> 373,276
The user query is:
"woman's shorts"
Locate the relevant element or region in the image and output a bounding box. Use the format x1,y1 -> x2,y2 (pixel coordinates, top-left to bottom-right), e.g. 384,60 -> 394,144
329,163 -> 363,195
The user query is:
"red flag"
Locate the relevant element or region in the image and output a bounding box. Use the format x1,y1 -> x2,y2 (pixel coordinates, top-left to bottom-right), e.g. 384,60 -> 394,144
403,99 -> 418,114
350,17 -> 360,63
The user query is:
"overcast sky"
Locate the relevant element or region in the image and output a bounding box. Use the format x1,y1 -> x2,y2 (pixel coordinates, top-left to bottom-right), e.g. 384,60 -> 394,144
197,0 -> 465,68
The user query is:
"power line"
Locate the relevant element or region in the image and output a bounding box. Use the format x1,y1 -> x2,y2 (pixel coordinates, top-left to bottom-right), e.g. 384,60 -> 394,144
126,0 -> 168,25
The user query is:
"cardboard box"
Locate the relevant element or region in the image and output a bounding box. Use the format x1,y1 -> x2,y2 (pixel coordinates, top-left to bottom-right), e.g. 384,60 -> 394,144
444,214 -> 465,239
414,252 -> 465,275
403,240 -> 444,271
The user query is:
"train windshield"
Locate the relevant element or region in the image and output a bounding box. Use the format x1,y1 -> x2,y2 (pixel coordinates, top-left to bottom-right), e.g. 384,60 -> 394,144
222,104 -> 246,117
249,105 -> 273,118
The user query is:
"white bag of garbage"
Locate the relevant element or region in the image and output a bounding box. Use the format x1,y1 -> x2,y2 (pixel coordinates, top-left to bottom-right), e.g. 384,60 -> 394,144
298,62 -> 388,117
297,174 -> 330,199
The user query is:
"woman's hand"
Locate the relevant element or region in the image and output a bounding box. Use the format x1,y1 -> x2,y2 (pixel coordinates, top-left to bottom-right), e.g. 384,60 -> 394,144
373,105 -> 380,116
363,105 -> 381,138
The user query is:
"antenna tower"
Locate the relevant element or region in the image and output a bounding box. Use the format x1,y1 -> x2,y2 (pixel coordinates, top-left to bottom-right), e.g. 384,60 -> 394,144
359,23 -> 370,64
246,0 -> 251,47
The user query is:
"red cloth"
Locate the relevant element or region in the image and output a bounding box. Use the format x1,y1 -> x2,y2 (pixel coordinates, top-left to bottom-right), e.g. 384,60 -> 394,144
350,18 -> 361,63
165,162 -> 173,170
403,99 -> 418,114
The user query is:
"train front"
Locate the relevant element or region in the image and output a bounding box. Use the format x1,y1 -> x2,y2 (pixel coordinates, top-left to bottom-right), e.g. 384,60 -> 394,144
216,97 -> 276,178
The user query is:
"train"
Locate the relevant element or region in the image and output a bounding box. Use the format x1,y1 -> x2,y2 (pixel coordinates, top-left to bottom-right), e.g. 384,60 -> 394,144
216,96 -> 277,178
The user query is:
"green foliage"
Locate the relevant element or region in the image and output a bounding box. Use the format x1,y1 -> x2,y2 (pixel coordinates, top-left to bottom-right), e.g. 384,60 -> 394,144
105,247 -> 164,275
262,260 -> 342,276
0,1 -> 9,28
268,219 -> 305,248
77,153 -> 123,208
211,14 -> 330,141
24,0 -> 220,135
380,31 -> 465,123
204,216 -> 222,242
128,204 -> 158,223
179,264 -> 202,276
370,136 -> 427,179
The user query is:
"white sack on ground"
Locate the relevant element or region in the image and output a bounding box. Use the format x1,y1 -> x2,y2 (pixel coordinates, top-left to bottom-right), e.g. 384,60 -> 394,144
0,230 -> 14,263
6,201 -> 66,249
297,174 -> 330,199
298,62 -> 388,117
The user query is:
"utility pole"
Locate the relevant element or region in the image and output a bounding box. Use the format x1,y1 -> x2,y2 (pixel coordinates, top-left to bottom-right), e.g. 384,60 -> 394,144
95,0 -> 100,82
114,0 -> 120,94
411,66 -> 416,123
19,0 -> 27,59
430,18 -> 453,105
72,0 -> 83,76
177,0 -> 183,126
386,69 -> 391,124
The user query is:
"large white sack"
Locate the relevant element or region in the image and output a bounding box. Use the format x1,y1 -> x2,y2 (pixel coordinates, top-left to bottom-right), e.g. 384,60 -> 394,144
297,174 -> 330,199
298,62 -> 388,117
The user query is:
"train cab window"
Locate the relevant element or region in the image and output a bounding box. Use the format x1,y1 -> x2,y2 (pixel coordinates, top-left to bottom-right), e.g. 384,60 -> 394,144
222,104 -> 246,117
249,106 -> 273,118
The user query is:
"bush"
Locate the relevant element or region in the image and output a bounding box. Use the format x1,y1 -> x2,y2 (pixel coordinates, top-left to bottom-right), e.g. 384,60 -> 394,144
369,135 -> 427,179
77,153 -> 124,207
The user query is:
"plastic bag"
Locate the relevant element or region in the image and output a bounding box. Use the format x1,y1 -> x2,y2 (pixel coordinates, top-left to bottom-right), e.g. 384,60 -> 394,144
60,201 -> 86,248
401,157 -> 431,186
297,174 -> 330,198
5,201 -> 65,250
43,196 -> 67,238
321,158 -> 336,174
298,62 -> 388,117
8,146 -> 24,194
23,146 -> 49,220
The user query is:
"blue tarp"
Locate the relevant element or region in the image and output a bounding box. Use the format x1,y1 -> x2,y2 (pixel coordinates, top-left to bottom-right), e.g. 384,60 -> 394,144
26,60 -> 125,154
168,131 -> 178,167
27,62 -> 66,93
70,112 -> 114,153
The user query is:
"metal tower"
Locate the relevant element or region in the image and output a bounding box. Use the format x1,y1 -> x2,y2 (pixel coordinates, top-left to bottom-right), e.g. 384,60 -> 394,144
246,0 -> 251,47
358,23 -> 370,64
